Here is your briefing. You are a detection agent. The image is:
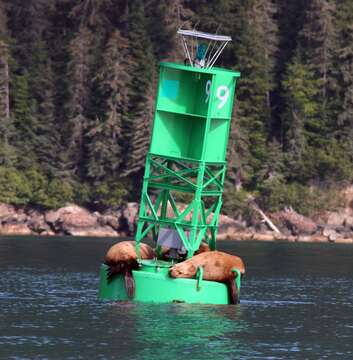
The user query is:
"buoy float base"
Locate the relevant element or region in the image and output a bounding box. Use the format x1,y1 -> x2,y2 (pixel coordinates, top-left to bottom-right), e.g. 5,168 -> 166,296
98,260 -> 241,305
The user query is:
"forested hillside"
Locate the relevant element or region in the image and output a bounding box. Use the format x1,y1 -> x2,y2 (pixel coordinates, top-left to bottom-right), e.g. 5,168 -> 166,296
0,0 -> 352,214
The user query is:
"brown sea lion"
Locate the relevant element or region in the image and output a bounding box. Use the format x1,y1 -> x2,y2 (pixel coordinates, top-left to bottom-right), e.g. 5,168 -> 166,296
104,241 -> 155,298
169,251 -> 245,304
196,242 -> 210,254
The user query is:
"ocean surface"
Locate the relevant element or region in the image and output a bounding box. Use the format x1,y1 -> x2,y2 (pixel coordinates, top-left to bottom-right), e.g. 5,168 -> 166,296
0,236 -> 352,360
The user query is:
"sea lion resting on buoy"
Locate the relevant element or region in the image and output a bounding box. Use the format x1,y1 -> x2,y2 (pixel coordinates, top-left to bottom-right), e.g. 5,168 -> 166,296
195,242 -> 211,254
104,241 -> 156,298
169,251 -> 245,304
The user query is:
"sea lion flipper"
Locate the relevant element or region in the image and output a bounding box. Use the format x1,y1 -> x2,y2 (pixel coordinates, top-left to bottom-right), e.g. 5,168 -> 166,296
228,272 -> 239,305
124,270 -> 135,299
106,262 -> 124,283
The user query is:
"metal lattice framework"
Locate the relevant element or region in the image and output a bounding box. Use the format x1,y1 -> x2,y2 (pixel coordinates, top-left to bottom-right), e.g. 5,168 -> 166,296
177,29 -> 232,69
135,154 -> 227,257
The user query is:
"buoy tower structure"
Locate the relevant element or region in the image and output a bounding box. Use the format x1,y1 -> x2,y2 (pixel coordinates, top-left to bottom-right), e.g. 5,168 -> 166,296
99,29 -> 241,304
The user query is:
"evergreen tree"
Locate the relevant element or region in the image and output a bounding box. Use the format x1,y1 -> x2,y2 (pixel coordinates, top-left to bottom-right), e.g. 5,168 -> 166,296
66,26 -> 95,178
122,0 -> 155,178
11,71 -> 39,168
0,0 -> 352,209
70,0 -> 113,30
300,0 -> 336,99
86,30 -> 131,182
228,0 -> 279,187
299,0 -> 336,146
0,0 -> 10,122
145,0 -> 193,61
335,0 -> 353,148
0,0 -> 16,166
282,51 -> 321,181
36,60 -> 62,177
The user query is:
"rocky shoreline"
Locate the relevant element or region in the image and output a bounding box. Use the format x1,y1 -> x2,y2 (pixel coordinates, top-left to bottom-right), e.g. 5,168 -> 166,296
0,202 -> 353,244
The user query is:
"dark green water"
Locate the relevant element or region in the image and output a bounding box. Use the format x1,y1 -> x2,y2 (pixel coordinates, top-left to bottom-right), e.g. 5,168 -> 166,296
0,236 -> 352,360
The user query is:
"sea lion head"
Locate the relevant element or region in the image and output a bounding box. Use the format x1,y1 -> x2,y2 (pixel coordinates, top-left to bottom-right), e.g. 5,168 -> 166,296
195,242 -> 210,254
169,261 -> 196,278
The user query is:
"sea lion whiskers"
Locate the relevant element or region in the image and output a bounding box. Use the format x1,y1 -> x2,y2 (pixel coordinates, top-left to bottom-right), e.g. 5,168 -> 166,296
169,262 -> 196,278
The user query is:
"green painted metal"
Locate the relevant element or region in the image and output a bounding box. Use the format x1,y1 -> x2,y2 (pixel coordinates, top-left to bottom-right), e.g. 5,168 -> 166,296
99,61 -> 242,304
136,62 -> 240,258
99,262 -> 242,305
151,63 -> 240,162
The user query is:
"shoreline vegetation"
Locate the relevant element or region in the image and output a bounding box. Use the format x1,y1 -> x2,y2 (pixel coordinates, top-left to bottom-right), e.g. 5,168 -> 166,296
1,185 -> 353,245
1,1 -> 353,246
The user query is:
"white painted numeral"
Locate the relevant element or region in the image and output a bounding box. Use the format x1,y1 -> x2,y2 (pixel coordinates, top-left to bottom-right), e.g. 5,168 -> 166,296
216,85 -> 230,109
205,82 -> 230,109
205,80 -> 212,103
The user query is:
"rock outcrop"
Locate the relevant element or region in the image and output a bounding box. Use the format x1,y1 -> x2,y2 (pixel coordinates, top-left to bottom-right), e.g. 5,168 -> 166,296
0,198 -> 352,245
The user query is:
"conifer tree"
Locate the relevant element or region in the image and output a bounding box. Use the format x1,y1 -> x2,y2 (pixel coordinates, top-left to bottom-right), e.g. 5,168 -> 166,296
66,26 -> 95,178
299,0 -> 336,145
145,0 -> 193,61
0,0 -> 10,122
227,0 -> 279,187
11,71 -> 39,169
36,60 -> 62,177
122,0 -> 155,178
86,30 -> 131,182
300,0 -> 335,99
335,0 -> 353,146
281,51 -> 321,181
0,0 -> 16,166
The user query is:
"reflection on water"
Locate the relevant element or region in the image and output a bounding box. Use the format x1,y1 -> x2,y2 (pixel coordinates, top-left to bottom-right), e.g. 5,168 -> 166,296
110,303 -> 247,360
0,236 -> 353,359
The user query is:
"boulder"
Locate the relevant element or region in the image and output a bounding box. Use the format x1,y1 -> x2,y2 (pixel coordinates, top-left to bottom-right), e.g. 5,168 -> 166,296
45,205 -> 99,232
343,216 -> 353,229
0,203 -> 27,224
41,229 -> 56,236
62,205 -> 98,227
326,212 -> 344,227
323,227 -> 340,242
335,238 -> 353,244
275,209 -> 317,235
65,226 -> 118,237
98,214 -> 119,230
0,223 -> 32,235
311,235 -> 328,243
44,205 -> 121,236
121,203 -> 138,232
297,235 -> 312,242
252,233 -> 275,242
217,233 -> 228,241
27,211 -> 50,234
0,203 -> 16,221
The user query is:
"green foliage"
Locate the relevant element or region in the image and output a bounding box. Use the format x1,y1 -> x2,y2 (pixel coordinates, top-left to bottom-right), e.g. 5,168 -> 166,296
0,0 -> 351,215
46,179 -> 74,209
73,182 -> 91,206
258,179 -> 342,216
24,169 -> 74,209
0,167 -> 30,205
90,181 -> 128,209
222,188 -> 252,218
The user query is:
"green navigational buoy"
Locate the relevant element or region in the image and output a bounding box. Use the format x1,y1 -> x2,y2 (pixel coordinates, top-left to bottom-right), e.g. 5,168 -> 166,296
99,28 -> 242,304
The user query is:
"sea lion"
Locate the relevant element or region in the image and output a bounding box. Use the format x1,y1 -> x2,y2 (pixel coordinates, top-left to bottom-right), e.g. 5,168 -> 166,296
196,242 -> 210,254
169,251 -> 245,304
104,241 -> 156,298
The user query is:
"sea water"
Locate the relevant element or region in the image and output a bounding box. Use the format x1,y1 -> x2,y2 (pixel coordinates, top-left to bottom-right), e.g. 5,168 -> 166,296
0,236 -> 352,359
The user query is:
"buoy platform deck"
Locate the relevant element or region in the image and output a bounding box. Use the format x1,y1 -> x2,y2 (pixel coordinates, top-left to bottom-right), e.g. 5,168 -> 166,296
99,260 -> 241,305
